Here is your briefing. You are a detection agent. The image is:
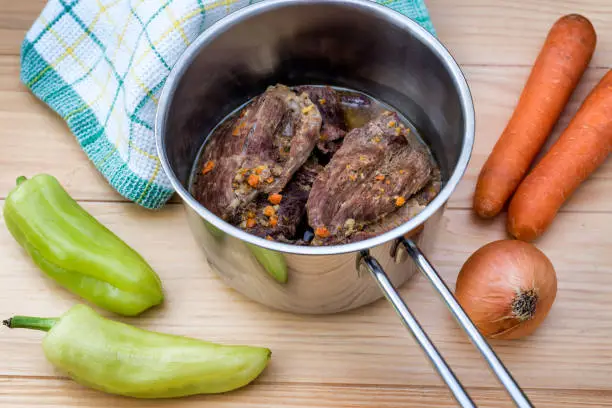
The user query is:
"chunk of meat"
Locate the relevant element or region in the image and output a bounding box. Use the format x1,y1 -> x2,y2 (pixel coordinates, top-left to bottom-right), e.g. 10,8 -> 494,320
237,159 -> 324,240
295,86 -> 346,155
307,112 -> 434,243
194,84 -> 322,220
194,155 -> 256,221
339,168 -> 442,244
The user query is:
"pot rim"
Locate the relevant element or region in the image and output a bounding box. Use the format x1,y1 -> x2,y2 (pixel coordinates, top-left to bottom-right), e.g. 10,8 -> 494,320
155,0 -> 475,256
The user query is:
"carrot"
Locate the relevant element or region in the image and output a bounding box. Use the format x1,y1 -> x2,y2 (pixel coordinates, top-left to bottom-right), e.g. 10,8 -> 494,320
268,193 -> 282,205
315,226 -> 330,238
473,14 -> 596,218
269,216 -> 278,228
247,174 -> 260,188
263,206 -> 276,217
508,69 -> 612,241
202,160 -> 215,175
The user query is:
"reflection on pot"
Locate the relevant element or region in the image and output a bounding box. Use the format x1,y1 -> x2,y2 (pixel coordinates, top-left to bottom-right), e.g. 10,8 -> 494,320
245,243 -> 288,284
203,219 -> 225,241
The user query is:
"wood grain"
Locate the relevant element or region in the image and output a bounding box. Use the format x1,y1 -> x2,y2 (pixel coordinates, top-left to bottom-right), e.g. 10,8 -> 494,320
0,202 -> 610,392
427,0 -> 612,67
0,0 -> 45,56
3,378 -> 612,408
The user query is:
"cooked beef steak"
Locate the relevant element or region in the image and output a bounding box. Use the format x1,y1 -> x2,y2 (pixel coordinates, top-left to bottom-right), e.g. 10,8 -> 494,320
306,111 -> 434,244
342,168 -> 442,243
236,159 -> 323,240
194,84 -> 322,220
295,86 -> 346,155
192,84 -> 442,247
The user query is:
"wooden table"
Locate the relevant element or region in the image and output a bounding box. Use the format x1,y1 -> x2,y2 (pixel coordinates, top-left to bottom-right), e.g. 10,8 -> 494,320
1,1 -> 611,407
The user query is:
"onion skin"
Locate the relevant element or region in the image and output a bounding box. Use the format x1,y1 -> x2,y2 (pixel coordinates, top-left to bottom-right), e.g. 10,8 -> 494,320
454,240 -> 557,340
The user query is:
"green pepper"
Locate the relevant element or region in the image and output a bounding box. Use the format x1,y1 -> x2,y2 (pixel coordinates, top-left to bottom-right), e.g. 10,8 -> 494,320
3,174 -> 163,316
3,304 -> 271,398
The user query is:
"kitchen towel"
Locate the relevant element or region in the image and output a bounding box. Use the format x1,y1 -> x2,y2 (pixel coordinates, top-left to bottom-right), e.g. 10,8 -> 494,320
20,0 -> 436,209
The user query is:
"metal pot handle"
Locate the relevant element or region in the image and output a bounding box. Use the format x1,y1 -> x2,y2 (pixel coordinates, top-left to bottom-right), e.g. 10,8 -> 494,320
358,237 -> 533,408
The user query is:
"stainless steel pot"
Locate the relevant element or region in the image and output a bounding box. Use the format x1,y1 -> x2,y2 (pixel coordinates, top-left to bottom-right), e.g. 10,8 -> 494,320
155,1 -> 532,406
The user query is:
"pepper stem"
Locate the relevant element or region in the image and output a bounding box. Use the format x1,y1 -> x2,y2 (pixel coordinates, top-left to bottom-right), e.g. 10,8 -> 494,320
3,316 -> 58,332
16,176 -> 27,186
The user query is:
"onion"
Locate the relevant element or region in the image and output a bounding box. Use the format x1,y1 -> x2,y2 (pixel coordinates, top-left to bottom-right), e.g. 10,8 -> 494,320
454,240 -> 557,340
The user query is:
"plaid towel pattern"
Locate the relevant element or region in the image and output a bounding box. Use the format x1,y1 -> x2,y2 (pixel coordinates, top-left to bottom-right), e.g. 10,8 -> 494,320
20,0 -> 435,209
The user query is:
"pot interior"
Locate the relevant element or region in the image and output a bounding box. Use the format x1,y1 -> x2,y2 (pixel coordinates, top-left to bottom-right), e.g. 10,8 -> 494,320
157,0 -> 473,254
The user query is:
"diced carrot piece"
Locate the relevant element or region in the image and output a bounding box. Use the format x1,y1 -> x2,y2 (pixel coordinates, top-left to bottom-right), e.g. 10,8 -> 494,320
268,193 -> 283,205
395,197 -> 406,207
247,174 -> 260,188
315,226 -> 330,238
202,161 -> 215,175
263,206 -> 276,217
246,218 -> 257,228
269,216 -> 278,227
375,174 -> 385,181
